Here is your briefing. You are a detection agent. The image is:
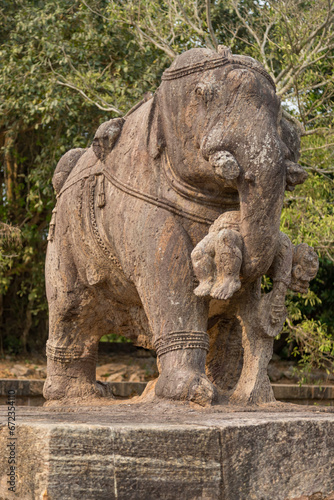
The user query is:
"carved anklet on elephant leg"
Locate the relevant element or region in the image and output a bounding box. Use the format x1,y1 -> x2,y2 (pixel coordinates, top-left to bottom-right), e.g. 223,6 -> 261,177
44,342 -> 113,403
154,331 -> 217,406
154,330 -> 210,357
46,341 -> 99,364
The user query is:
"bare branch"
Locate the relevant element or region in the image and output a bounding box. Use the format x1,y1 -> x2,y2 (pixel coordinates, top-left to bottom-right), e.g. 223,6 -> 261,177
302,142 -> 334,152
206,0 -> 218,49
303,166 -> 334,183
146,13 -> 178,54
261,19 -> 275,55
132,22 -> 177,58
56,80 -> 122,114
80,0 -> 110,21
298,5 -> 334,54
174,0 -> 205,35
303,127 -> 334,136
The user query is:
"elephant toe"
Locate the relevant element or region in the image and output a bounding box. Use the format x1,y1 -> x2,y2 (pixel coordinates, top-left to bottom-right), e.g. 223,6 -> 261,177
188,373 -> 218,406
155,369 -> 217,406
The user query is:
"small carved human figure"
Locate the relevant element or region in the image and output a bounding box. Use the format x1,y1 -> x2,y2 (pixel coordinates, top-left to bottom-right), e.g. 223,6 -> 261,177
264,241 -> 319,326
192,211 -> 318,322
191,211 -> 244,300
290,243 -> 319,294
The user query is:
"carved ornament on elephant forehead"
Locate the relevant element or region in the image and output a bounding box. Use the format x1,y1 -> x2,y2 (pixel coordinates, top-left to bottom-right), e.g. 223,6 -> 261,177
161,45 -> 276,90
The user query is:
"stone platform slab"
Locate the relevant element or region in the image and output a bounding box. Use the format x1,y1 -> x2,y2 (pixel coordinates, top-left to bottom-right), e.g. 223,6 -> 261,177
1,379 -> 334,407
0,402 -> 334,500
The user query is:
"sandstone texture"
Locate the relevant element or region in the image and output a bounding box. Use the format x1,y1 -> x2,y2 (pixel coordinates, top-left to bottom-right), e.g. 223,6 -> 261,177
44,45 -> 318,408
0,404 -> 333,500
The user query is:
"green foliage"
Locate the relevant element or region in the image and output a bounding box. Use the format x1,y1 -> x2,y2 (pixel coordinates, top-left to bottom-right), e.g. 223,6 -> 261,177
0,0 -> 166,352
100,334 -> 131,343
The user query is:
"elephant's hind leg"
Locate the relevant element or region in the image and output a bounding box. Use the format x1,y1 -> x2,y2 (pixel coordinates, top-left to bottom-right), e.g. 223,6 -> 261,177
43,245 -> 113,405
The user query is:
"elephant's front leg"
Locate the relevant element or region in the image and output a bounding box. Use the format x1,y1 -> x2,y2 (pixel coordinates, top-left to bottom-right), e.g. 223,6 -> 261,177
43,235 -> 113,405
229,280 -> 276,405
133,212 -> 217,406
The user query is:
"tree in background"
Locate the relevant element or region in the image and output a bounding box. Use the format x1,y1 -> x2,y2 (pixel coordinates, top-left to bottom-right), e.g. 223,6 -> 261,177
0,0 -> 333,379
0,0 -> 165,353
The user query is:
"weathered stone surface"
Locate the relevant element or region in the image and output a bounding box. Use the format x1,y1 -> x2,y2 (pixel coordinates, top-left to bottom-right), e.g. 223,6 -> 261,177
0,423 -> 50,500
273,384 -> 334,406
2,379 -> 334,407
0,405 -> 333,500
220,419 -> 334,499
44,45 -> 319,407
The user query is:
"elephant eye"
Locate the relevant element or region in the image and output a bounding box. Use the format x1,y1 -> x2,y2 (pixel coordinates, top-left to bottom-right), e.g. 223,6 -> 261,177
194,84 -> 215,103
195,84 -> 205,97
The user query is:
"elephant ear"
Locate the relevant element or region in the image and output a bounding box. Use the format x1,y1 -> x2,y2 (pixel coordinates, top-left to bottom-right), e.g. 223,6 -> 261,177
279,110 -> 304,163
146,92 -> 166,159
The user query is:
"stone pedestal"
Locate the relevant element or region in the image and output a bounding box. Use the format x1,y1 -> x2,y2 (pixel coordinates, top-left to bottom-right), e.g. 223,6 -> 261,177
0,403 -> 334,500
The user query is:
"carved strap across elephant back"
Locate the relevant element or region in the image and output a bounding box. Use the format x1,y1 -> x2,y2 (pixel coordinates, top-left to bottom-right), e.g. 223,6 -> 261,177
101,163 -> 219,225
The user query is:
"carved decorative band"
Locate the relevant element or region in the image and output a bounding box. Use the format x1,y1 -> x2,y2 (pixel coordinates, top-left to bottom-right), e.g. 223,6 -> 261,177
46,341 -> 98,363
162,56 -> 275,90
102,168 -> 215,225
89,176 -> 123,270
155,331 -> 210,357
55,170 -> 216,227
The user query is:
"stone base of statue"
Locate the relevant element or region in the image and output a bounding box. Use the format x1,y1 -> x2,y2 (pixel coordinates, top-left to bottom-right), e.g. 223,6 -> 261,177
1,401 -> 334,500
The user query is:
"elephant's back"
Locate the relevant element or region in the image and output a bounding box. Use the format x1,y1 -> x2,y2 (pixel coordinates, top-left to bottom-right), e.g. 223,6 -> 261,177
57,147 -> 102,197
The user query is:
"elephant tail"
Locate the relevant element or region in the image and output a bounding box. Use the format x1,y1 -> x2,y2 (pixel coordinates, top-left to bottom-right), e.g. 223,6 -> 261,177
52,148 -> 87,195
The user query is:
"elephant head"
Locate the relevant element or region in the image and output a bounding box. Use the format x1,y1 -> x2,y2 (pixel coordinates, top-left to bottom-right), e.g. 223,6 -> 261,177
153,46 -> 307,282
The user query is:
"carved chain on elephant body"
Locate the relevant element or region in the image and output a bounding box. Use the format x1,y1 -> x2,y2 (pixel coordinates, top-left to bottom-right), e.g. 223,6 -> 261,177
53,158 -> 219,227
101,163 -> 219,225
154,331 -> 210,358
77,178 -> 85,218
88,174 -> 123,271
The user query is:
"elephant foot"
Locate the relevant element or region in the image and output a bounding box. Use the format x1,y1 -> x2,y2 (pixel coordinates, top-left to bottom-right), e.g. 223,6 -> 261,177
43,375 -> 114,403
211,276 -> 241,300
193,279 -> 214,297
229,375 -> 275,406
155,369 -> 217,406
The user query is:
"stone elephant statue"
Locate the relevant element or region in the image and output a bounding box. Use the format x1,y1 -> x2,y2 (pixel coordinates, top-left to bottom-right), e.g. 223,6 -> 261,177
44,46 -> 318,406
